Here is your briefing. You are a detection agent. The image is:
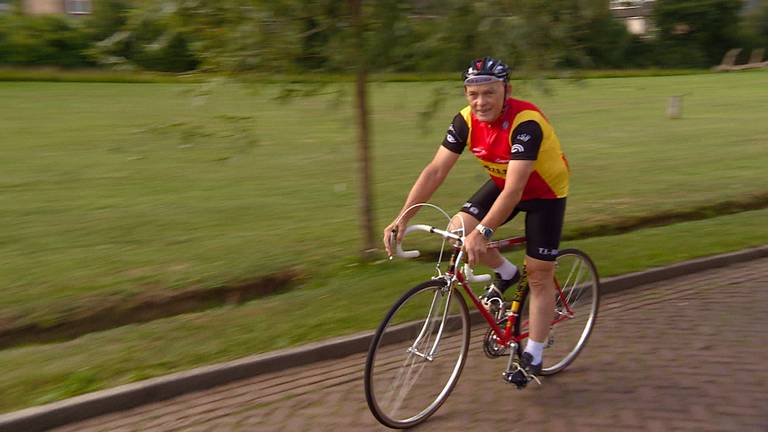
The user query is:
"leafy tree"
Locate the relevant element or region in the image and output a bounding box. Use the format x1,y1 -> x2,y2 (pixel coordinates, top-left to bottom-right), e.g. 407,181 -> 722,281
439,0 -> 634,72
85,0 -> 131,41
5,0 -> 21,15
88,3 -> 199,72
0,15 -> 92,67
116,0 -> 400,258
653,0 -> 744,66
577,7 -> 636,68
742,1 -> 768,50
86,0 -> 627,257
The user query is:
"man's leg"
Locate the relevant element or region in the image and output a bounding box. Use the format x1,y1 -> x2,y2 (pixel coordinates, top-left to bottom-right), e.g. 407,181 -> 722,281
524,255 -> 557,363
450,180 -> 521,294
505,255 -> 555,386
508,198 -> 565,385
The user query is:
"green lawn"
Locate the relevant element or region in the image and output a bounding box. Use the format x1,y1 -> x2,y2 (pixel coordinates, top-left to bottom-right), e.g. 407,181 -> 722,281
0,208 -> 765,413
0,71 -> 766,412
1,72 -> 767,327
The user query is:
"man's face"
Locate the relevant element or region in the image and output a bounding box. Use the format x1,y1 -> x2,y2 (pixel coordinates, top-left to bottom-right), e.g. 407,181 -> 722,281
464,81 -> 507,122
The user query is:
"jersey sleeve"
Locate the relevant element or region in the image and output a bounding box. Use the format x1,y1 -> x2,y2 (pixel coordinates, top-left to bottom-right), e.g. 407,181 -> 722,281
509,120 -> 543,161
441,113 -> 469,154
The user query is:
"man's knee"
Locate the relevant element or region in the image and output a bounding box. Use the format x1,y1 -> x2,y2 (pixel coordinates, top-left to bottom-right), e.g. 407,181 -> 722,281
525,256 -> 555,291
448,213 -> 479,234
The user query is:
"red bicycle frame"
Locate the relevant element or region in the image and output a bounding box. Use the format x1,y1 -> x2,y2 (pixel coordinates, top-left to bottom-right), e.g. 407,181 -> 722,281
445,235 -> 574,348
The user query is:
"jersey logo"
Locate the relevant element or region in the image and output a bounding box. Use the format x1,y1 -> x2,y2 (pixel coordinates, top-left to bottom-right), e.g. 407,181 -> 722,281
516,133 -> 532,142
446,133 -> 457,143
511,144 -> 525,153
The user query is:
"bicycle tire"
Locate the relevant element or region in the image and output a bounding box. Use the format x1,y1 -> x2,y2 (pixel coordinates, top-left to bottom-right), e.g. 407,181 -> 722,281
364,279 -> 470,429
539,248 -> 600,375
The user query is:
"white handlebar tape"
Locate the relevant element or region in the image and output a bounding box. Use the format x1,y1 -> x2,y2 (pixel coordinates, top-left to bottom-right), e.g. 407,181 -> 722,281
393,224 -> 436,258
395,245 -> 421,259
393,224 -> 467,260
463,264 -> 492,282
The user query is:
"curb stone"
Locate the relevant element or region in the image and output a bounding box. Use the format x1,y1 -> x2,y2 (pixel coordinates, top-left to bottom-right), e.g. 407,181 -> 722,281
1,245 -> 766,432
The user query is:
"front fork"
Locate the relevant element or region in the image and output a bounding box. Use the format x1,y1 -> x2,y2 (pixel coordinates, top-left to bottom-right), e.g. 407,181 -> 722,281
407,279 -> 454,361
409,243 -> 466,361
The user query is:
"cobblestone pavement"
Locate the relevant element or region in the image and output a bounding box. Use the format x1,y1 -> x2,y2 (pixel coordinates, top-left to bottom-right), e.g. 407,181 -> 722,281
53,258 -> 768,432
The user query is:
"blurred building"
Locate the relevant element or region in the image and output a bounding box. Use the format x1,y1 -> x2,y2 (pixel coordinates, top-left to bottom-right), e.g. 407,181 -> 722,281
609,0 -> 760,37
20,0 -> 91,15
610,0 -> 656,36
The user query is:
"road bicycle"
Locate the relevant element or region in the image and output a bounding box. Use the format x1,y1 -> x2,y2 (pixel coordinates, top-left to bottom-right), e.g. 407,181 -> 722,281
364,204 -> 600,429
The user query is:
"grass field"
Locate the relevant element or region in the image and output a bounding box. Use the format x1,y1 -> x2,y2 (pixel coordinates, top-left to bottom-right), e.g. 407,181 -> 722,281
0,71 -> 766,411
0,209 -> 766,412
1,72 -> 767,325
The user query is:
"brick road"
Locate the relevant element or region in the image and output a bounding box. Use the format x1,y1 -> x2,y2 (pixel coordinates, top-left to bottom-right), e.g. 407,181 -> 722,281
53,258 -> 768,432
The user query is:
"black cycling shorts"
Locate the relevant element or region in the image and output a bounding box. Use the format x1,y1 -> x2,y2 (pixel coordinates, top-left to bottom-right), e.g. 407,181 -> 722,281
459,180 -> 566,261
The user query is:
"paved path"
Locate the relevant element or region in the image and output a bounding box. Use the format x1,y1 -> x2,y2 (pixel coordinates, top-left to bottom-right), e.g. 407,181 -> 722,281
53,258 -> 768,432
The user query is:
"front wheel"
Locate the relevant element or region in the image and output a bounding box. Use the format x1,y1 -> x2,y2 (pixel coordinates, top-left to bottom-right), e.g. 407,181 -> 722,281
540,248 -> 600,375
364,279 -> 470,429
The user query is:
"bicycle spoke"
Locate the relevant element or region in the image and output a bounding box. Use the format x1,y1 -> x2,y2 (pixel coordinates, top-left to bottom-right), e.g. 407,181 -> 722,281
539,249 -> 600,376
566,261 -> 587,305
365,280 -> 470,428
383,348 -> 430,417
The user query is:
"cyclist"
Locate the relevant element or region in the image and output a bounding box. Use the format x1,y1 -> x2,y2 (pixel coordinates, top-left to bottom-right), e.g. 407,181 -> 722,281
383,56 -> 569,386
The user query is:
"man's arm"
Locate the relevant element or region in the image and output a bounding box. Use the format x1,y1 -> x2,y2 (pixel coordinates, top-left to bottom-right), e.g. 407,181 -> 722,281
383,147 -> 460,255
383,111 -> 468,255
464,119 -> 543,266
398,147 -> 460,219
463,160 -> 533,266
480,119 -> 543,230
479,160 -> 535,230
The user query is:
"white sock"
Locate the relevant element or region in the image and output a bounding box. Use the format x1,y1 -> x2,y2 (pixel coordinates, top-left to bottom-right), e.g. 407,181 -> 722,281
525,339 -> 546,365
493,258 -> 518,280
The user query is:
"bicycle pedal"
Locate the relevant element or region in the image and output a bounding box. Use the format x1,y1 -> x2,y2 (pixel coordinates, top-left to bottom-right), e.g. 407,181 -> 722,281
503,365 -> 541,388
502,371 -> 527,388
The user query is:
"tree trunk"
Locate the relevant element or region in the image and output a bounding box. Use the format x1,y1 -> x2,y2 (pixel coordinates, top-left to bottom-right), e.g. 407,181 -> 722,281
350,0 -> 376,260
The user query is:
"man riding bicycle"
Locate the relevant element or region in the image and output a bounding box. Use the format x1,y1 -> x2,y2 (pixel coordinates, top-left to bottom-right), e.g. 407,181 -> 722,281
383,56 -> 569,386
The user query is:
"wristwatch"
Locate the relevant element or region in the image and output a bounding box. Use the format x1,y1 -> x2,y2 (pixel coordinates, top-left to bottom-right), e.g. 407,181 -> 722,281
476,223 -> 494,240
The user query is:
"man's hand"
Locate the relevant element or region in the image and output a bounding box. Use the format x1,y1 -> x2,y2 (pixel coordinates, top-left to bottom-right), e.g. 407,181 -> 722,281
383,219 -> 408,257
463,230 -> 488,267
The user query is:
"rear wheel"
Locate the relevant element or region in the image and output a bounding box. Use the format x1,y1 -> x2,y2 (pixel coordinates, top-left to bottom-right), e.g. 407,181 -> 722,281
364,279 -> 470,429
540,248 -> 600,375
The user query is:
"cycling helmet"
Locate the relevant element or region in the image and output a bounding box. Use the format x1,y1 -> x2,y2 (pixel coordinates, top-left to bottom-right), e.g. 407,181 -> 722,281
462,57 -> 510,85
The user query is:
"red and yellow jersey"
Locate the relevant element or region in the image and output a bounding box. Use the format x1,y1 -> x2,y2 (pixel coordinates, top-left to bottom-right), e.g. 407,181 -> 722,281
442,98 -> 569,200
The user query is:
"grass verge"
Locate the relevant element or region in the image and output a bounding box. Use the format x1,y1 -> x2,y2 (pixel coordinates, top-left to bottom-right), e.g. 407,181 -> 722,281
2,73 -> 767,329
1,189 -> 765,349
0,208 -> 766,413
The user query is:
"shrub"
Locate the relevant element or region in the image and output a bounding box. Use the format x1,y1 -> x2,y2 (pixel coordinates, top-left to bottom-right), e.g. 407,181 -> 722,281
0,15 -> 93,67
653,0 -> 744,66
87,15 -> 199,73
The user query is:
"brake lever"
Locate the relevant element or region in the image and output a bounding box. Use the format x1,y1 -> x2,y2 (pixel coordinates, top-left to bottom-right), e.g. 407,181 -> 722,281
388,228 -> 398,260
